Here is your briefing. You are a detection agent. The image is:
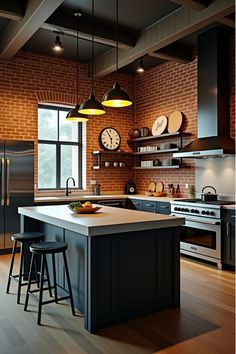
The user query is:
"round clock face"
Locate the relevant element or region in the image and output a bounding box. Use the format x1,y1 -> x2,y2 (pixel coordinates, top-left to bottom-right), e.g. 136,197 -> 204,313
99,127 -> 121,151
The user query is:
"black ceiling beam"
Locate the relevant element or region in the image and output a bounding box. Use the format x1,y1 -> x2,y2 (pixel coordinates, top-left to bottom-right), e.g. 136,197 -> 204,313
0,0 -> 64,60
150,43 -> 192,64
93,0 -> 234,77
170,0 -> 212,11
0,0 -> 25,20
41,11 -> 134,49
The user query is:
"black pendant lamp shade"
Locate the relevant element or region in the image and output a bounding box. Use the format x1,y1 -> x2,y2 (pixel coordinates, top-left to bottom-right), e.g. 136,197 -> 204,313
102,80 -> 132,107
79,0 -> 105,116
136,59 -> 145,73
102,0 -> 132,108
52,32 -> 64,52
66,12 -> 88,122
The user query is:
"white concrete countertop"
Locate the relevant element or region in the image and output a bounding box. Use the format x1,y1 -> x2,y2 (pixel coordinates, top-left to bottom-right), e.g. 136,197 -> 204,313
34,194 -> 181,203
222,205 -> 236,210
19,204 -> 185,237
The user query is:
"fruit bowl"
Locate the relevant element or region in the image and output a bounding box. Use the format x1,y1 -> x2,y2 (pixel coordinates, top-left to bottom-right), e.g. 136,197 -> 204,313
73,206 -> 101,214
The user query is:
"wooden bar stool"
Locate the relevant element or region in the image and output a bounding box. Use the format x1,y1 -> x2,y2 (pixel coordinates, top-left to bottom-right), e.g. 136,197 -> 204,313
24,241 -> 75,325
6,232 -> 48,304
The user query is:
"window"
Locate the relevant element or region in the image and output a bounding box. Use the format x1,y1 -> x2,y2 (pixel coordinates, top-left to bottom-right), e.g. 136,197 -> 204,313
38,105 -> 82,190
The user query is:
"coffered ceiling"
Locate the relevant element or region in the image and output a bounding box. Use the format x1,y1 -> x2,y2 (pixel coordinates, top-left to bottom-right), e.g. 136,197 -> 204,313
0,0 -> 234,75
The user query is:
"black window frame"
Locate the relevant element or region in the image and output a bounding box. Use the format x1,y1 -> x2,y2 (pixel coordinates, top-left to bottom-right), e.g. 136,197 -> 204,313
38,104 -> 83,190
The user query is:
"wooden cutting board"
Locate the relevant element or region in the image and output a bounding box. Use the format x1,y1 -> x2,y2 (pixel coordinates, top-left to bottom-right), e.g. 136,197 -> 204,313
167,111 -> 183,133
148,181 -> 156,192
152,115 -> 167,136
155,181 -> 164,193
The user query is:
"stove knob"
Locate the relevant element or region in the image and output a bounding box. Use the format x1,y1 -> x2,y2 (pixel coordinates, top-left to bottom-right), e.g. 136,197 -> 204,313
180,208 -> 184,212
206,211 -> 210,215
195,209 -> 199,214
202,210 -> 206,215
210,211 -> 215,216
184,208 -> 189,212
191,209 -> 195,213
174,207 -> 178,211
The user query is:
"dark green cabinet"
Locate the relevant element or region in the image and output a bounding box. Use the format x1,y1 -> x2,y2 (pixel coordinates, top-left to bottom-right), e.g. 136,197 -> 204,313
128,198 -> 170,215
142,200 -> 156,213
222,210 -> 235,267
128,199 -> 143,210
156,202 -> 171,215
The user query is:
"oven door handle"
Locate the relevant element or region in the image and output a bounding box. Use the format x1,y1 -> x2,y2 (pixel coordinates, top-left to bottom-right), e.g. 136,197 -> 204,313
186,218 -> 221,225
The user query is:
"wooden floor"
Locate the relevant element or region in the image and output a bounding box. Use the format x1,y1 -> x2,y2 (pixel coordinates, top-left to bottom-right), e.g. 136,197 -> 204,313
0,254 -> 235,354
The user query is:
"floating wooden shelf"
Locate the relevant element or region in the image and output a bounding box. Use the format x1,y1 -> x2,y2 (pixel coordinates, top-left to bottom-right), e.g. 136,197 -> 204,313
133,165 -> 181,170
128,132 -> 191,144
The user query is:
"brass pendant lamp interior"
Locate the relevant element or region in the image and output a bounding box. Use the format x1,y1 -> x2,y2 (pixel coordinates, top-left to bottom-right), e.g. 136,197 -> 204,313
102,0 -> 132,108
66,12 -> 88,122
79,0 -> 105,116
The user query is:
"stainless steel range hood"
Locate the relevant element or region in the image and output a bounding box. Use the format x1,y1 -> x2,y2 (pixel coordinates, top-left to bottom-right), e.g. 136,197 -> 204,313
174,27 -> 235,159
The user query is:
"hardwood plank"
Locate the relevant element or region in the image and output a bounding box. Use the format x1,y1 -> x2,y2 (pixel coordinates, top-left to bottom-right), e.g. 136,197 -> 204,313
0,253 -> 234,354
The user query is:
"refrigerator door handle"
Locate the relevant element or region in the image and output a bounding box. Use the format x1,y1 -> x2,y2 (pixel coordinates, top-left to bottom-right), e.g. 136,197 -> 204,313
6,158 -> 10,206
1,158 -> 4,206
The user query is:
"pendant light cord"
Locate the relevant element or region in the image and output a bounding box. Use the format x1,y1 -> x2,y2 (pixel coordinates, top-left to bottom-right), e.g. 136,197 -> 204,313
76,14 -> 79,102
116,0 -> 118,82
91,0 -> 94,95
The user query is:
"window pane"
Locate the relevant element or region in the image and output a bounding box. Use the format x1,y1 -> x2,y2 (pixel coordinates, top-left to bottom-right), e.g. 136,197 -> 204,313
38,144 -> 56,188
38,108 -> 58,141
60,145 -> 79,188
59,110 -> 78,142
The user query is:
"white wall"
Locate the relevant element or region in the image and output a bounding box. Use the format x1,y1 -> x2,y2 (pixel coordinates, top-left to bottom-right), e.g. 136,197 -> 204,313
195,157 -> 235,200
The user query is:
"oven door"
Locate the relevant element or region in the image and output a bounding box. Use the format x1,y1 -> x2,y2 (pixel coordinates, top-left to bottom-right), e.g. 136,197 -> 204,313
179,218 -> 221,260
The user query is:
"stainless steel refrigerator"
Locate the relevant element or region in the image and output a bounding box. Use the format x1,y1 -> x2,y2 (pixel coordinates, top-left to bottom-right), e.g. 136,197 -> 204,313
0,140 -> 34,251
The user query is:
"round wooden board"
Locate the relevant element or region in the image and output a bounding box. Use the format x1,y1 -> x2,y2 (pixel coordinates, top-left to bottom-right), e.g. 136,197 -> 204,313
155,181 -> 164,193
148,181 -> 156,192
167,111 -> 183,133
152,115 -> 167,136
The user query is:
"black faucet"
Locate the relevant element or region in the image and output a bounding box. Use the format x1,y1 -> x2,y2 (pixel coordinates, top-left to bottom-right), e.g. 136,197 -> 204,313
65,177 -> 76,196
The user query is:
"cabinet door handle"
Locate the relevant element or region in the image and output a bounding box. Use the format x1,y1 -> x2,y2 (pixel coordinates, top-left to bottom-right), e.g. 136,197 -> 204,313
145,204 -> 153,207
159,205 -> 168,208
6,159 -> 10,206
226,222 -> 230,236
231,215 -> 236,218
1,158 -> 4,206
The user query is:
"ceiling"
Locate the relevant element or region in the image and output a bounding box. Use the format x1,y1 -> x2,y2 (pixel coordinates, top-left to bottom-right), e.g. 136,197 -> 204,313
0,0 -> 234,76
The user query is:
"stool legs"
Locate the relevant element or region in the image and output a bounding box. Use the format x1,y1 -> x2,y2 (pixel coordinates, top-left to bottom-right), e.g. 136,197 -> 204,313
52,254 -> 58,303
37,254 -> 45,325
24,252 -> 35,311
17,244 -> 24,304
6,241 -> 17,294
62,251 -> 75,316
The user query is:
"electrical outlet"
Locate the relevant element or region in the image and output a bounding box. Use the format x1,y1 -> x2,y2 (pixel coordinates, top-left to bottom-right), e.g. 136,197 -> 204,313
185,184 -> 189,189
90,179 -> 97,185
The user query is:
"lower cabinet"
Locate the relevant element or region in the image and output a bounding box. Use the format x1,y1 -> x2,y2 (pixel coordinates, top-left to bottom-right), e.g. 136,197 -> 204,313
222,210 -> 235,267
128,199 -> 170,215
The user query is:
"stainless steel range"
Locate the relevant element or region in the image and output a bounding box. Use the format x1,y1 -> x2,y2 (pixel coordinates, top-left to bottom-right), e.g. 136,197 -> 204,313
171,199 -> 234,269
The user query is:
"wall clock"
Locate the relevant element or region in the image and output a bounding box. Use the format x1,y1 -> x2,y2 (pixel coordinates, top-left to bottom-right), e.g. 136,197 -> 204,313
99,127 -> 121,151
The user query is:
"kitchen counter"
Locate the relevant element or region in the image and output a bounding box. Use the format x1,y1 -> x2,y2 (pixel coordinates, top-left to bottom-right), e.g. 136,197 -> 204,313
34,194 -> 182,203
19,204 -> 184,332
19,204 -> 184,236
222,205 -> 236,210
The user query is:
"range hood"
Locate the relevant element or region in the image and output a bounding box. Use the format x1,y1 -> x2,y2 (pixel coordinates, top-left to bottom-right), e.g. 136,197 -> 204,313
174,27 -> 235,158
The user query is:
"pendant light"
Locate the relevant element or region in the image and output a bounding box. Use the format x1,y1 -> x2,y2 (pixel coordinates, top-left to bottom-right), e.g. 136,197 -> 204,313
52,32 -> 64,52
66,12 -> 88,122
136,59 -> 145,73
102,0 -> 132,108
79,0 -> 105,115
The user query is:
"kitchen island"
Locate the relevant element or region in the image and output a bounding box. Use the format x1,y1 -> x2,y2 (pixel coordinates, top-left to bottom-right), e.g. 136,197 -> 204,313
19,204 -> 184,332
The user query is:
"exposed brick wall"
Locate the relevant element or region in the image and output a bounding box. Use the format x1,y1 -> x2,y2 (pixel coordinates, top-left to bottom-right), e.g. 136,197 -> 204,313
0,51 -> 134,194
134,32 -> 235,197
0,30 -> 234,197
134,51 -> 197,196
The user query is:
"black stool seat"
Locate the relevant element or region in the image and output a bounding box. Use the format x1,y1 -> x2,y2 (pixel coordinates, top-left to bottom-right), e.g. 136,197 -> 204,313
30,242 -> 67,254
12,232 -> 45,242
6,232 -> 45,304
